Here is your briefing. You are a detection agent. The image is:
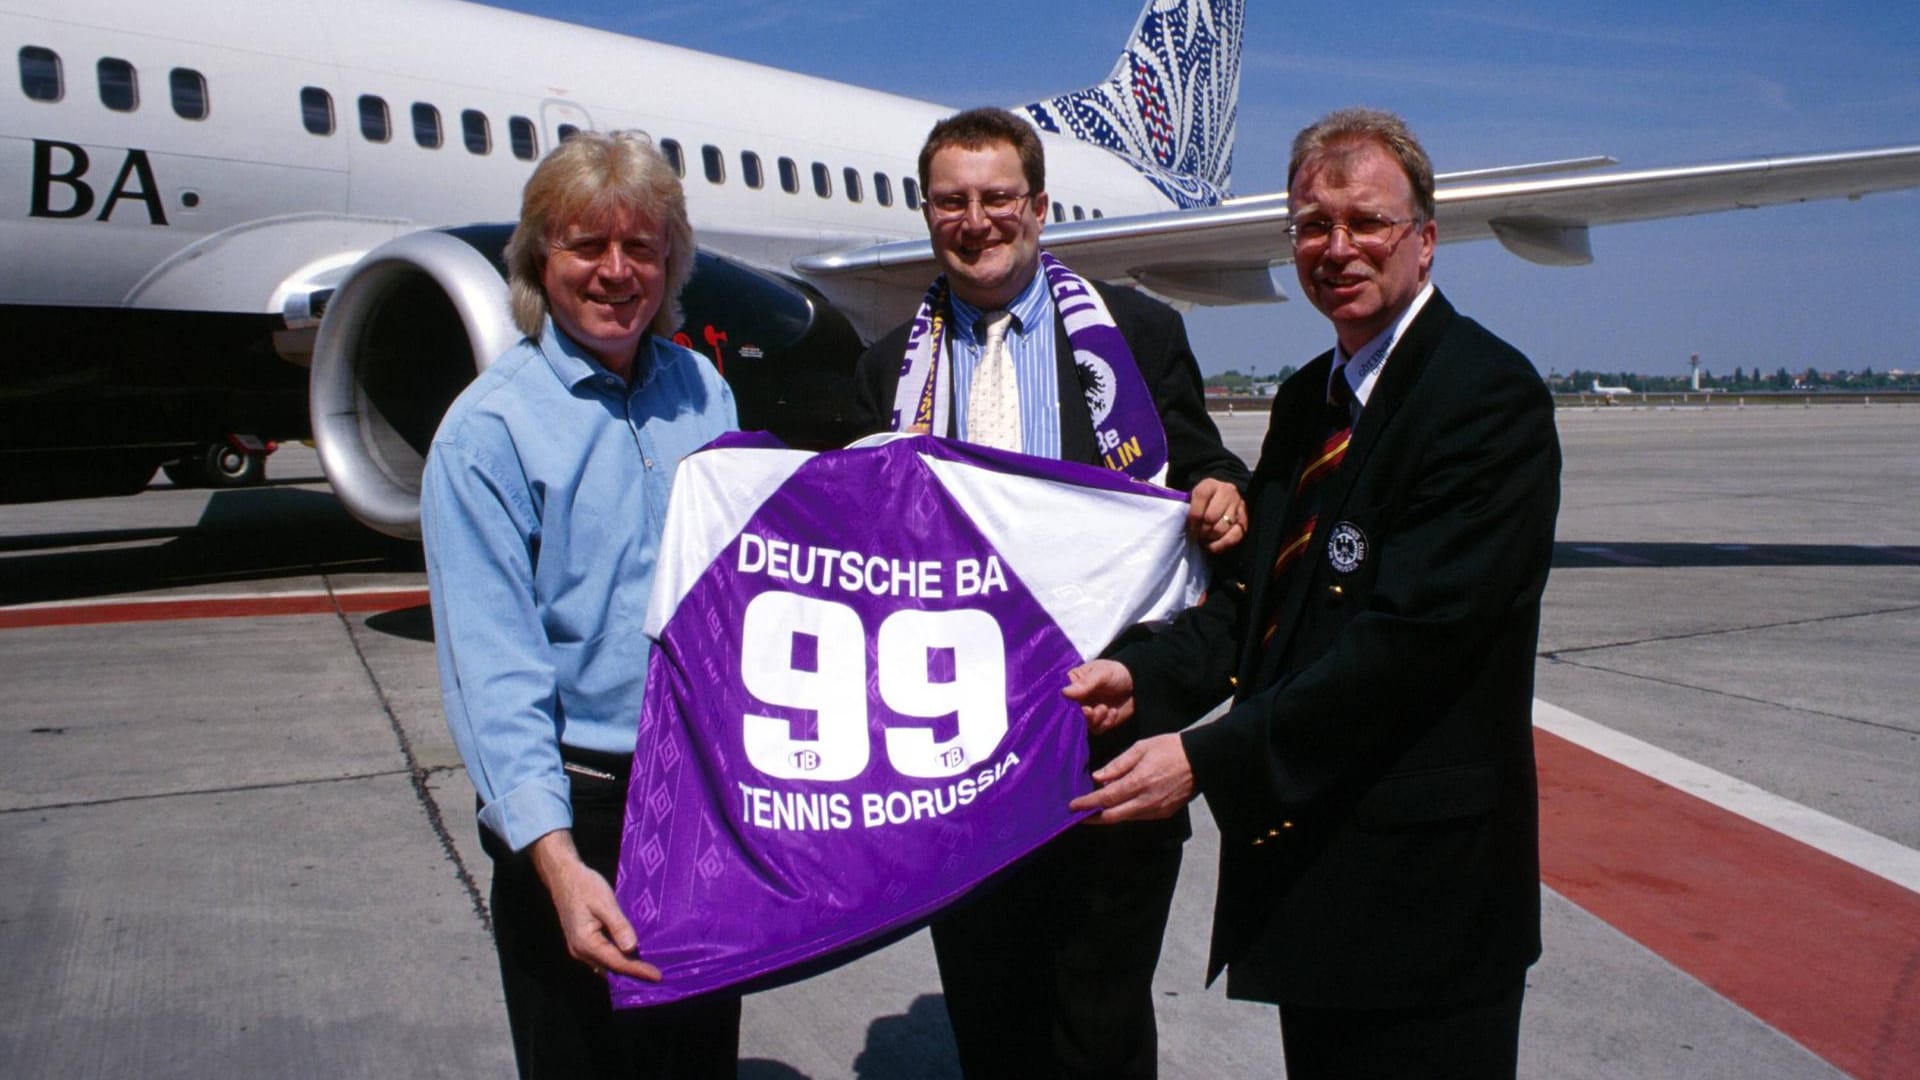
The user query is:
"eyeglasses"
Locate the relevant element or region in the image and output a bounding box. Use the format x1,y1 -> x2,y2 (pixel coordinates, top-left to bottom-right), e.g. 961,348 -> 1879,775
926,189 -> 1033,223
1286,215 -> 1419,251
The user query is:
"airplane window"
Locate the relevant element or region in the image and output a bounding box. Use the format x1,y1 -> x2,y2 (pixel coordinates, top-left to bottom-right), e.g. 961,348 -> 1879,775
903,177 -> 920,210
97,57 -> 137,112
462,109 -> 490,154
702,144 -> 725,184
1091,208 -> 1103,219
812,162 -> 831,199
412,103 -> 442,149
509,116 -> 537,160
1052,202 -> 1064,223
169,68 -> 207,120
358,95 -> 390,143
301,87 -> 333,135
778,157 -> 799,194
874,173 -> 893,208
558,123 -> 579,142
741,151 -> 764,190
1073,205 -> 1085,221
19,47 -> 62,102
843,167 -> 863,203
660,138 -> 684,177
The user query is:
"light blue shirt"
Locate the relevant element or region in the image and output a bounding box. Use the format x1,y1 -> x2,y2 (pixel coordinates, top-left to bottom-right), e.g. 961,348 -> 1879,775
421,319 -> 737,851
948,268 -> 1064,459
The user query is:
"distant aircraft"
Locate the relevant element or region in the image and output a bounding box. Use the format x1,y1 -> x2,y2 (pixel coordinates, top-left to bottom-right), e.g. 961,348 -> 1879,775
1592,379 -> 1633,398
5,0 -> 1919,534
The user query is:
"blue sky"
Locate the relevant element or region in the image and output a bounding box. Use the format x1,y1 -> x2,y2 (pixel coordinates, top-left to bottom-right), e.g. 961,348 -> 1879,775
496,0 -> 1920,378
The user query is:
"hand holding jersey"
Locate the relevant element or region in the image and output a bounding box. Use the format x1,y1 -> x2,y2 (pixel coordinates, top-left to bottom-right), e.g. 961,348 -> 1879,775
530,829 -> 657,981
1186,476 -> 1247,553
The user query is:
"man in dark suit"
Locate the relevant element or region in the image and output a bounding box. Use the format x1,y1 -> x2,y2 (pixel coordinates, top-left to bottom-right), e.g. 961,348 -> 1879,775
1066,108 -> 1561,1078
851,107 -> 1249,1079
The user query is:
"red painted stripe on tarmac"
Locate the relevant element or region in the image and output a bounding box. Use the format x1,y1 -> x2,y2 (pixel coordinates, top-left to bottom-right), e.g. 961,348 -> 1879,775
0,589 -> 430,629
1537,728 -> 1920,1080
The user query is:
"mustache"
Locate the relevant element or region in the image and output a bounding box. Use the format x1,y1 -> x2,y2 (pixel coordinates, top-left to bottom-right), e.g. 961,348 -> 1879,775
1312,263 -> 1375,286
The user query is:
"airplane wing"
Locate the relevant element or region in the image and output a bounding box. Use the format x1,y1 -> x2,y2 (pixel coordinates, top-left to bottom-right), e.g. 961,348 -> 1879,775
793,144 -> 1920,307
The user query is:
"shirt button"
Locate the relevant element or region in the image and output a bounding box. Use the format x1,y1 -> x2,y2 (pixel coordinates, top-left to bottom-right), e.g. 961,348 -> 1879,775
643,458 -> 654,469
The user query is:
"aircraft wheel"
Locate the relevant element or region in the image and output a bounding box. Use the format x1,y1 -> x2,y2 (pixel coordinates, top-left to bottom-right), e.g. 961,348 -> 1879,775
164,442 -> 266,488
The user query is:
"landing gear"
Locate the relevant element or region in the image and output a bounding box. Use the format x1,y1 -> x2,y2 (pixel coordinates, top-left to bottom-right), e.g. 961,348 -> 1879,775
161,437 -> 273,488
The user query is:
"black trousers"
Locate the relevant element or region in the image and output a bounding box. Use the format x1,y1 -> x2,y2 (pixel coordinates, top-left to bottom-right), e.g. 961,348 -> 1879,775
1276,978 -> 1526,1080
931,824 -> 1184,1079
481,746 -> 741,1080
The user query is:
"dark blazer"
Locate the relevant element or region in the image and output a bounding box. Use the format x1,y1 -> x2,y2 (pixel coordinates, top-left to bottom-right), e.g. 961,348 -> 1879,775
853,274 -> 1249,838
1119,290 -> 1561,1009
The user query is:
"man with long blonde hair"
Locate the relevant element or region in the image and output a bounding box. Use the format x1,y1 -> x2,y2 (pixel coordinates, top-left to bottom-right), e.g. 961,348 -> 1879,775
423,130 -> 739,1078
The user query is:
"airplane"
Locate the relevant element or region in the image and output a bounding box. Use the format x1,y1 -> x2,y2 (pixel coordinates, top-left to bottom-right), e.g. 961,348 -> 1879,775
1591,379 -> 1633,399
4,0 -> 1918,536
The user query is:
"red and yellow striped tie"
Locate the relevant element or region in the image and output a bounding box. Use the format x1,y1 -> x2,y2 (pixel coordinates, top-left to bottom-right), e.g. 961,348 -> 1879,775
1264,375 -> 1353,641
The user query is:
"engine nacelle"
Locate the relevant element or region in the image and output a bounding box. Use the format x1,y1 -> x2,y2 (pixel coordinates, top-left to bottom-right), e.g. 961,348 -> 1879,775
310,228 -> 863,538
309,230 -> 518,538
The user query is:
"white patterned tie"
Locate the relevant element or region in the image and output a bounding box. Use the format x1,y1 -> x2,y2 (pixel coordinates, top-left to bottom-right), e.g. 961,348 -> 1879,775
966,310 -> 1021,451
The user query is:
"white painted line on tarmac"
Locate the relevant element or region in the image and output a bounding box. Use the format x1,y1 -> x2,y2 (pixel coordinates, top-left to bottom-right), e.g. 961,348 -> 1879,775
2,585 -> 417,612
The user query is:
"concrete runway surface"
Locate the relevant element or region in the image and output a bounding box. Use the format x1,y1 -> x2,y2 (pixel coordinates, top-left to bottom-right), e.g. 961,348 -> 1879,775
2,402 -> 1915,1078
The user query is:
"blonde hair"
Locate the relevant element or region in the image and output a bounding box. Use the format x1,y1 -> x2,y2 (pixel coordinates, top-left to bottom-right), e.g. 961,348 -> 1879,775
504,130 -> 695,338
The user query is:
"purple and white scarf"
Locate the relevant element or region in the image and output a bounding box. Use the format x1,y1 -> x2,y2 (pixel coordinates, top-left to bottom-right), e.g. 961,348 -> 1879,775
888,252 -> 1170,484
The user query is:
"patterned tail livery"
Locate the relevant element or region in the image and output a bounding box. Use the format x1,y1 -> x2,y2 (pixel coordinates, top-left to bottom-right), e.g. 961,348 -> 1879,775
1020,0 -> 1243,209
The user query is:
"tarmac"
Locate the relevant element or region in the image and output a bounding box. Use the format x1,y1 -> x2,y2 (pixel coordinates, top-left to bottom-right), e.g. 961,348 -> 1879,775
2,401 -> 1916,1078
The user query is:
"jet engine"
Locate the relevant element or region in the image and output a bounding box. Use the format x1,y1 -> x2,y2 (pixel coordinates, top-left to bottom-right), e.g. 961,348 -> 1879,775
309,227 -> 864,538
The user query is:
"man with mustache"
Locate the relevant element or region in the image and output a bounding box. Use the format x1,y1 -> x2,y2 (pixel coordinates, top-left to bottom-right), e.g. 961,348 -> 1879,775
1067,108 -> 1561,1078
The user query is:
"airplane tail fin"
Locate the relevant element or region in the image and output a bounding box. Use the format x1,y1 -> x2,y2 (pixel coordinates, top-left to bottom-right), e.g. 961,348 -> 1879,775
1019,0 -> 1244,208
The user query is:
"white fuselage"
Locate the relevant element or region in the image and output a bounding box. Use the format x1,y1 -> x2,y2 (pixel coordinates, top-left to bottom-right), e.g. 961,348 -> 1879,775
2,0 -> 1175,336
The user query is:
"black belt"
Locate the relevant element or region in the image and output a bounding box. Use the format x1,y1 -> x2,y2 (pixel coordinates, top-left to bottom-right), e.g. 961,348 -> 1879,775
560,743 -> 632,783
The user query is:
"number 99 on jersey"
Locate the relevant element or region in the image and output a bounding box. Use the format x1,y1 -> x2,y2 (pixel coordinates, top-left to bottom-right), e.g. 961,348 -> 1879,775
739,591 -> 1010,782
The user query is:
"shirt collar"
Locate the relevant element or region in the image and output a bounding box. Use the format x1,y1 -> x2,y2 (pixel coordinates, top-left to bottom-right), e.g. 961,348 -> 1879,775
949,264 -> 1051,342
1330,281 -> 1434,407
540,317 -> 660,392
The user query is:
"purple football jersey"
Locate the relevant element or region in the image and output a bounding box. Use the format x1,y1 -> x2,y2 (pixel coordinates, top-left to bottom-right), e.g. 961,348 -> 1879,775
612,432 -> 1205,1007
